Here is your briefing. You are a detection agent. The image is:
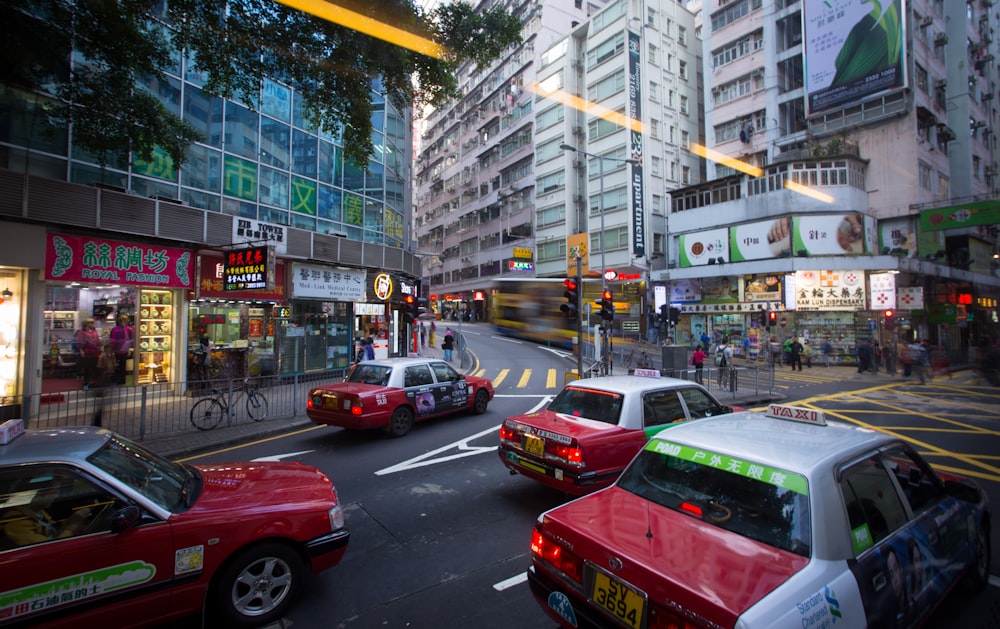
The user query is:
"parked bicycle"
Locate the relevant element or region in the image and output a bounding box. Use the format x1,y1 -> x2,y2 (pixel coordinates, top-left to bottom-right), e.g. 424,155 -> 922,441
190,379 -> 269,430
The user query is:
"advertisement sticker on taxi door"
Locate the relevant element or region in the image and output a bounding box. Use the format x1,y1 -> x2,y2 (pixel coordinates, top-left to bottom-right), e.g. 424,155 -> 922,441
0,560 -> 156,620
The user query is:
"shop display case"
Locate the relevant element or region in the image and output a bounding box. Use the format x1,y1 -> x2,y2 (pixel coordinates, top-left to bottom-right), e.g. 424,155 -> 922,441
44,310 -> 79,375
136,290 -> 174,384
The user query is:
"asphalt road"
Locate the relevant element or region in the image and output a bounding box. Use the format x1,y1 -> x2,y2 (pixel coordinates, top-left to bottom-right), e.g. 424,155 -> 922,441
174,331 -> 1000,628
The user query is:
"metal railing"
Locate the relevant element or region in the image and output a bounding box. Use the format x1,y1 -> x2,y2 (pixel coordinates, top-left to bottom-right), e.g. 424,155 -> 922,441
5,371 -> 348,441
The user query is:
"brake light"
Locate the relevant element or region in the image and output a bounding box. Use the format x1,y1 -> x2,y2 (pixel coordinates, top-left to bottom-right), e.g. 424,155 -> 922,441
499,423 -> 517,442
679,502 -> 703,518
350,400 -> 363,415
546,441 -> 584,467
531,527 -> 583,585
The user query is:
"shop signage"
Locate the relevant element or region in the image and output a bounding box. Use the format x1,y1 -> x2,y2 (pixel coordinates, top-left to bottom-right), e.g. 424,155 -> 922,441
513,247 -> 532,259
744,275 -> 782,302
373,273 -> 393,300
897,286 -> 924,310
233,218 -> 287,255
621,320 -> 640,332
793,270 -> 867,311
869,272 -> 896,310
45,232 -> 193,288
627,30 -> 645,258
272,306 -> 291,318
199,253 -> 285,301
222,245 -> 274,291
289,262 -> 365,301
197,314 -> 226,325
509,260 -> 534,272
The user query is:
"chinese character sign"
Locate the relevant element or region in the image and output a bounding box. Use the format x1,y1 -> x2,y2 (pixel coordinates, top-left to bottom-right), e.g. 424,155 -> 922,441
288,262 -> 366,301
45,233 -> 193,288
223,246 -> 273,291
794,270 -> 867,311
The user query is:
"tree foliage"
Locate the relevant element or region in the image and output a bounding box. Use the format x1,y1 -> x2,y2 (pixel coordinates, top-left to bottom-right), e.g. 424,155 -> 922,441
0,0 -> 522,168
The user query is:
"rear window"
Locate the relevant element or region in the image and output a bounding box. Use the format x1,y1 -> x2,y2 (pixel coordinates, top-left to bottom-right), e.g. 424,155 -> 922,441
346,364 -> 391,385
617,440 -> 812,557
547,386 -> 624,424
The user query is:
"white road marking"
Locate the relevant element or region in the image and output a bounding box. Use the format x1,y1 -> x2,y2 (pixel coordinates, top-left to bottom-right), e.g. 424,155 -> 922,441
374,397 -> 552,475
538,346 -> 571,358
491,335 -> 523,344
251,450 -> 314,462
493,572 -> 528,591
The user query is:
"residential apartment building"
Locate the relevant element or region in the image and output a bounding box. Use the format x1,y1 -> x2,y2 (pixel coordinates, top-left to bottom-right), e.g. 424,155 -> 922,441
663,0 -> 999,362
414,0 -> 702,328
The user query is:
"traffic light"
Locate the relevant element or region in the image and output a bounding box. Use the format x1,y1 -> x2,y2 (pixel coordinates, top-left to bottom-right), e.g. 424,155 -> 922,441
599,290 -> 615,321
403,294 -> 417,324
659,304 -> 669,323
883,309 -> 895,330
668,307 -> 681,325
768,310 -> 777,329
560,278 -> 579,320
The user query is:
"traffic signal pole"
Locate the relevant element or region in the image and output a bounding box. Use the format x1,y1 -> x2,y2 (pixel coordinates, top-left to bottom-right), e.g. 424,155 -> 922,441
574,258 -> 583,378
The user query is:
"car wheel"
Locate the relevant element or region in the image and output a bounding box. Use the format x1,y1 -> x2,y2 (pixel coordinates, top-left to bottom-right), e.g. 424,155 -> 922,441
386,406 -> 414,437
212,543 -> 305,627
963,517 -> 991,590
472,389 -> 489,415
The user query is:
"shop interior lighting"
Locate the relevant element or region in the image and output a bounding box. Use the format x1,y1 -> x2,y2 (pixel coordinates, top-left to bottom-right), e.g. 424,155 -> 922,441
1,289 -> 11,299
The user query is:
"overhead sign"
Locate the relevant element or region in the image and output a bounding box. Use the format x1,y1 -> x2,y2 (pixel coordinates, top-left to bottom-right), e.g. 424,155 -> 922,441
289,262 -> 366,300
233,218 -> 287,255
199,253 -> 284,301
793,270 -> 867,311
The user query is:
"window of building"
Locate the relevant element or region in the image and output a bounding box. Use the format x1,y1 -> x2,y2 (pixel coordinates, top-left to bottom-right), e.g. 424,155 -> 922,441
915,64 -> 928,94
587,33 -> 626,69
536,104 -> 565,130
918,161 -> 932,190
650,119 -> 660,139
679,60 -> 688,81
589,69 -> 626,102
678,26 -> 687,46
590,225 -> 629,253
537,238 -> 566,263
541,39 -> 568,68
648,43 -> 657,65
536,170 -> 566,194
681,130 -> 689,148
536,203 -> 566,227
651,155 -> 662,176
590,185 -> 628,214
680,95 -> 689,116
649,81 -> 659,102
682,165 -> 691,184
588,112 -> 624,140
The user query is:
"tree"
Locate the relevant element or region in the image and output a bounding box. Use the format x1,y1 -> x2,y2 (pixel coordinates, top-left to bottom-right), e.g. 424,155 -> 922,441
0,0 -> 522,169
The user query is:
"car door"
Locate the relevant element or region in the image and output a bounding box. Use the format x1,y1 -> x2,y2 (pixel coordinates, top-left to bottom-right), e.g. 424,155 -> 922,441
0,463 -> 175,628
430,361 -> 468,412
404,364 -> 437,417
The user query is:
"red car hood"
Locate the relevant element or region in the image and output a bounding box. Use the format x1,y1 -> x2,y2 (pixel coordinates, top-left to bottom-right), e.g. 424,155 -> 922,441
542,487 -> 808,625
191,461 -> 335,512
506,410 -> 620,440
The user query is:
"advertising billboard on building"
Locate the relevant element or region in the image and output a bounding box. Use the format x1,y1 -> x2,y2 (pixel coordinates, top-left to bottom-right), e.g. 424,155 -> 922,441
803,0 -> 907,116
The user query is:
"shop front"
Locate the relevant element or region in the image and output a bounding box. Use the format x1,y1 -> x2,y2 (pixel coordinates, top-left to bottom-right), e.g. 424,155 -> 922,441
42,232 -> 194,391
189,251 -> 287,384
283,262 -> 365,373
0,268 -> 27,419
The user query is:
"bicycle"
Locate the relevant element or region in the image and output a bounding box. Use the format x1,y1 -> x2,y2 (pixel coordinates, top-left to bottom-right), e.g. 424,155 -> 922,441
190,379 -> 269,430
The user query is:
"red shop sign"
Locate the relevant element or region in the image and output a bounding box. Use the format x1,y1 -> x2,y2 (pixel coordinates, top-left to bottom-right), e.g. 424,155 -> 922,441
45,232 -> 194,288
198,252 -> 285,301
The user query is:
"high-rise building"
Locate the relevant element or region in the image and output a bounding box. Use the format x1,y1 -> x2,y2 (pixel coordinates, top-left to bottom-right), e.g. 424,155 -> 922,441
663,0 -> 999,359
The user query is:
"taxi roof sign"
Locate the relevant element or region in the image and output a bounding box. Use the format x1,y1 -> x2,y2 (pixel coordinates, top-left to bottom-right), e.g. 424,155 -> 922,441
765,404 -> 827,426
0,418 -> 25,445
633,368 -> 661,378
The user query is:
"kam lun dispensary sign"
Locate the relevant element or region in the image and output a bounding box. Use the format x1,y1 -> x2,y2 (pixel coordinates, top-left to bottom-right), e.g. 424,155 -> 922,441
45,233 -> 193,288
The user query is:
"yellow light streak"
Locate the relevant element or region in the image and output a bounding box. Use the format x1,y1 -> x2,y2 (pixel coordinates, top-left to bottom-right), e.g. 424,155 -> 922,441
525,82 -> 643,134
275,0 -> 447,59
688,143 -> 763,177
784,179 -> 834,204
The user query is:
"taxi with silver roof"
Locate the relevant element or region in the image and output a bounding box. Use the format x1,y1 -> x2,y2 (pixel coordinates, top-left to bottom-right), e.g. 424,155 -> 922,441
528,404 -> 991,629
499,372 -> 736,496
0,420 -> 350,628
306,357 -> 494,437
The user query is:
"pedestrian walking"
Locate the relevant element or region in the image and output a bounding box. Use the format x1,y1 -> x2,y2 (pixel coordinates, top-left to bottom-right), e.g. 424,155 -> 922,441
916,340 -> 931,384
789,336 -> 804,371
429,321 -> 437,348
91,343 -> 118,427
442,328 -> 455,361
364,337 -> 375,361
690,344 -> 706,384
821,338 -> 832,367
109,315 -> 134,385
872,343 -> 882,374
419,322 -> 427,348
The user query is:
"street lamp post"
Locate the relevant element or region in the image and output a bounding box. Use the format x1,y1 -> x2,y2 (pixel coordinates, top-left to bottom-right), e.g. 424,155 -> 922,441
560,143 -> 638,375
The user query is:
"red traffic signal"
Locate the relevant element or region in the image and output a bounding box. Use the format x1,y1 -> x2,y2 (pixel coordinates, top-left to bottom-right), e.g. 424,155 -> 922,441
768,311 -> 777,323
561,278 -> 580,319
599,290 -> 614,321
884,309 -> 894,319
403,294 -> 417,324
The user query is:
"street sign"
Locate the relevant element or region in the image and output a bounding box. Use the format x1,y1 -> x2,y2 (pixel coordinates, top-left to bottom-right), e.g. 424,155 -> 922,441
622,320 -> 640,332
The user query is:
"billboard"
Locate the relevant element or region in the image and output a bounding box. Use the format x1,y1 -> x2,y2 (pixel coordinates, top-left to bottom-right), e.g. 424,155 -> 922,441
804,0 -> 907,116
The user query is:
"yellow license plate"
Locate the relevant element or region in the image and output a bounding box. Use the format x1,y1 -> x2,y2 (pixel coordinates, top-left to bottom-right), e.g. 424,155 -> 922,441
324,395 -> 338,408
590,570 -> 645,629
524,434 -> 544,457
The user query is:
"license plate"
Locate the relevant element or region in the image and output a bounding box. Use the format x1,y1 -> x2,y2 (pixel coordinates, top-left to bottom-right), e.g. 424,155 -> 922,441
324,395 -> 338,408
590,569 -> 645,629
524,434 -> 544,457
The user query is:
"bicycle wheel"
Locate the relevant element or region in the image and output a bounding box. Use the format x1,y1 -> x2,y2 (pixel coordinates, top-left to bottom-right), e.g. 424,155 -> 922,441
246,390 -> 269,421
191,398 -> 225,430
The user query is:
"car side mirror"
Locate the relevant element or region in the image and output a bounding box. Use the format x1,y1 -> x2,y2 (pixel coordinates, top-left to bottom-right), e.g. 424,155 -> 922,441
110,505 -> 142,533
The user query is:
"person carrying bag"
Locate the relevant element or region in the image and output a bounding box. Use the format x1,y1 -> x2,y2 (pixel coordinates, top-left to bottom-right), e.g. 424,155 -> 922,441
109,315 -> 134,384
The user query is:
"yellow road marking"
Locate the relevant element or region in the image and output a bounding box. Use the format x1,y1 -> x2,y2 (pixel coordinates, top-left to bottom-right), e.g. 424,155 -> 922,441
517,369 -> 532,388
546,369 -> 557,388
493,369 -> 509,387
174,425 -> 325,463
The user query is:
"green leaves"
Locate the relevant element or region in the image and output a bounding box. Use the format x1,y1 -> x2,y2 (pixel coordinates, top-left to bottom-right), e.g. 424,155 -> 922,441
831,0 -> 901,88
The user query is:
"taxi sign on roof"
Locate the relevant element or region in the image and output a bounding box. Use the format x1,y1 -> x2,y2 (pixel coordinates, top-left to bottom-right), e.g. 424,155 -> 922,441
0,418 -> 25,445
766,404 -> 827,426
633,368 -> 661,378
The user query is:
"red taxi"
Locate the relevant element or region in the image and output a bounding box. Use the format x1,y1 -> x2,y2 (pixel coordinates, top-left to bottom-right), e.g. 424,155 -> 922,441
499,374 -> 734,495
528,405 -> 991,629
306,357 -> 494,437
0,421 -> 349,628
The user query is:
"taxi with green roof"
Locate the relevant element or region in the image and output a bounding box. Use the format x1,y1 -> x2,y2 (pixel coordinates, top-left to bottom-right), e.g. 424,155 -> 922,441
527,404 -> 991,629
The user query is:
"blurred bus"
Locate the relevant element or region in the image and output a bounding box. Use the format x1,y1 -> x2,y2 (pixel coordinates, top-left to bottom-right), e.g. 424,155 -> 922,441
489,278 -> 605,349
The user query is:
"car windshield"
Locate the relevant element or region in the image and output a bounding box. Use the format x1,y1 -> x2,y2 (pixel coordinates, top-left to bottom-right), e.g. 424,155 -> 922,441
618,441 -> 812,557
547,386 -> 624,424
346,364 -> 392,385
89,434 -> 191,512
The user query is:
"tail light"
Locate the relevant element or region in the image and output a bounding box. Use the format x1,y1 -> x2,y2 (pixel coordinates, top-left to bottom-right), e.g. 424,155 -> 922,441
531,526 -> 583,585
546,441 -> 584,466
499,423 -> 517,443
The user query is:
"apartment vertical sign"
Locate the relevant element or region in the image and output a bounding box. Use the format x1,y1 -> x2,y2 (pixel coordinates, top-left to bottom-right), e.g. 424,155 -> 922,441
628,29 -> 645,258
